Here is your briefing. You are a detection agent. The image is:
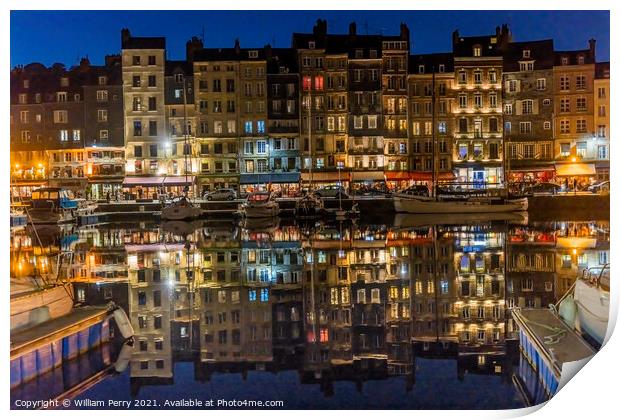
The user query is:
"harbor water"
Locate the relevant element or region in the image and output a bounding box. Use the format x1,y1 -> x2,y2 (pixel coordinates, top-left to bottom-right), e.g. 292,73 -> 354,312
10,214 -> 609,409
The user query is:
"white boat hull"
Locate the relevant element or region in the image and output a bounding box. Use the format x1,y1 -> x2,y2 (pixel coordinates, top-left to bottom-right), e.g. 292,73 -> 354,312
574,279 -> 609,345
393,197 -> 528,214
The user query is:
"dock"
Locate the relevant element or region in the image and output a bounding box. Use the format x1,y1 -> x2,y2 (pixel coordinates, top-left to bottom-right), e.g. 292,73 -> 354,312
511,308 -> 595,396
11,306 -> 111,388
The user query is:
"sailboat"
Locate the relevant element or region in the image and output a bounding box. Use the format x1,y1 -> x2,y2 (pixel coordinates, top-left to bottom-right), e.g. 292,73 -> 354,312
294,78 -> 329,220
162,77 -> 202,221
394,68 -> 528,214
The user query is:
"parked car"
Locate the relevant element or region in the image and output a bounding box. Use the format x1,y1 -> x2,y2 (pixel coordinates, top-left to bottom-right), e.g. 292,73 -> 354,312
524,182 -> 561,196
203,188 -> 237,201
354,186 -> 392,197
588,181 -> 610,194
397,185 -> 430,197
313,185 -> 349,199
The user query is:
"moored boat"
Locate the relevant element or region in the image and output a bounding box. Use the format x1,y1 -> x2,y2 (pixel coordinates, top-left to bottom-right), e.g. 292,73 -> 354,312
558,264 -> 610,347
28,187 -> 79,225
161,196 -> 203,221
394,195 -> 528,214
295,193 -> 326,219
240,192 -> 279,218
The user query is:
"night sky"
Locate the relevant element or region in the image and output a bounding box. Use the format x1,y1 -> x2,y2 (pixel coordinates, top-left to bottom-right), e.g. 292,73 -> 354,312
10,10 -> 610,67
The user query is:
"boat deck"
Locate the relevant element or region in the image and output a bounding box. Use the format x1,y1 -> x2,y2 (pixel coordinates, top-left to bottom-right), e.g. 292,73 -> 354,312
513,308 -> 595,365
10,306 -> 109,358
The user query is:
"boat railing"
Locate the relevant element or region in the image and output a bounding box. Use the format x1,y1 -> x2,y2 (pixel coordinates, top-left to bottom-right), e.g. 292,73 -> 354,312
580,263 -> 610,289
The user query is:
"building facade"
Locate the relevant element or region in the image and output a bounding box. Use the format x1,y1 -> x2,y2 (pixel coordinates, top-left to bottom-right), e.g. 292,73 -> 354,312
10,23 -> 610,198
452,26 -> 510,188
503,40 -> 555,186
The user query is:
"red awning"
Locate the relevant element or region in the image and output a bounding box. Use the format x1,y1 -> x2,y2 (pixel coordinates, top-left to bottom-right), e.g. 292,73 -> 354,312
409,171 -> 456,181
385,171 -> 410,181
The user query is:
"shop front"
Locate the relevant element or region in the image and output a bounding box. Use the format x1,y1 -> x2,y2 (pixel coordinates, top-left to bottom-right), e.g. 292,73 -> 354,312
10,180 -> 48,200
240,172 -> 301,197
350,171 -> 386,193
122,176 -> 196,200
595,162 -> 609,182
554,163 -> 597,191
454,165 -> 503,190
87,177 -> 124,201
301,171 -> 350,191
507,166 -> 555,184
385,171 -> 411,191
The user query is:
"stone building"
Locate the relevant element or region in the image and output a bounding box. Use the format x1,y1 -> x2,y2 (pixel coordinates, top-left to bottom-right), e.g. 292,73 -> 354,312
266,48 -> 301,195
378,24 -> 410,191
552,40 -> 598,186
347,30 -> 384,189
593,61 -> 610,181
503,39 -> 555,185
163,60 -> 197,190
407,53 -> 456,191
191,42 -> 269,194
120,29 -> 170,198
451,26 -> 510,189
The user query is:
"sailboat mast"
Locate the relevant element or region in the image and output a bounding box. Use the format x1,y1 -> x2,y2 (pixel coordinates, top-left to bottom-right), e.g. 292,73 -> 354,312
182,77 -> 189,197
308,84 -> 313,191
431,67 -> 437,198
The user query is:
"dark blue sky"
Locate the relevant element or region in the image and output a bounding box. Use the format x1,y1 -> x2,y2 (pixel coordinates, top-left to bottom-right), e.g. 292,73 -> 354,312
10,10 -> 610,67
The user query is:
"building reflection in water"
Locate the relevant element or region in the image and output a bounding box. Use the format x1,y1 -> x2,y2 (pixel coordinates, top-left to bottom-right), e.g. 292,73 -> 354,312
10,217 -> 609,404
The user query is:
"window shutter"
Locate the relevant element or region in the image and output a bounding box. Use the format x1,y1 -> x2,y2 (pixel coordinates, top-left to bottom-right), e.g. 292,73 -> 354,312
532,99 -> 539,115
515,100 -> 523,115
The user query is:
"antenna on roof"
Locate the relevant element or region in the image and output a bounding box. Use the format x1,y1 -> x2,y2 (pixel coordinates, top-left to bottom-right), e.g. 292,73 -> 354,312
364,21 -> 369,35
201,25 -> 205,42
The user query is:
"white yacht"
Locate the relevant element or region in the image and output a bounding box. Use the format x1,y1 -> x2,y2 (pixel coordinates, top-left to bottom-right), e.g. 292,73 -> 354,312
572,264 -> 610,346
240,192 -> 279,218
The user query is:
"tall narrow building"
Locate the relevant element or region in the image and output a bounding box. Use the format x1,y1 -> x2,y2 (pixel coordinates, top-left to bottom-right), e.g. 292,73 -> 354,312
121,29 -> 169,198
503,39 -> 555,186
552,40 -> 597,186
452,26 -> 510,189
407,53 -> 455,190
593,61 -> 610,182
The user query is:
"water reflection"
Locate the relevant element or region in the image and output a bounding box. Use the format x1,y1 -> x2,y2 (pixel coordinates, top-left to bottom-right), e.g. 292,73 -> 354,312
10,217 -> 610,409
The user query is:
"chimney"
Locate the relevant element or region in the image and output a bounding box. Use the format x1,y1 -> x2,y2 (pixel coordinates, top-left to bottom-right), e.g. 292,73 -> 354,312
105,55 -> 121,67
589,38 -> 596,61
349,22 -> 357,36
186,36 -> 204,62
400,23 -> 410,42
121,28 -> 131,48
264,44 -> 272,60
79,57 -> 90,71
452,30 -> 460,48
234,38 -> 241,54
313,19 -> 327,36
499,24 -> 512,50
496,26 -> 501,38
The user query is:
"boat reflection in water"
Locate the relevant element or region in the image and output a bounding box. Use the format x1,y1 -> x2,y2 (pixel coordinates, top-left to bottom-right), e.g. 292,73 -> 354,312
9,215 -> 609,409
